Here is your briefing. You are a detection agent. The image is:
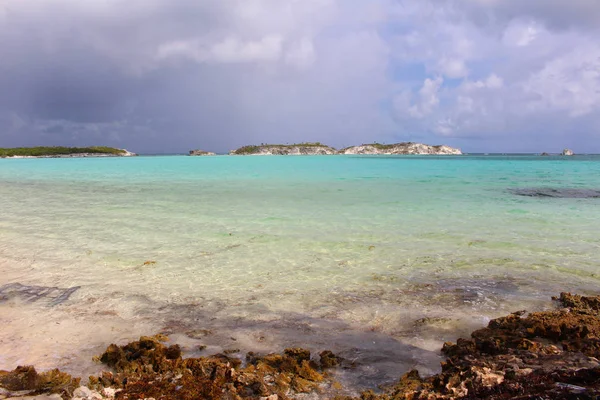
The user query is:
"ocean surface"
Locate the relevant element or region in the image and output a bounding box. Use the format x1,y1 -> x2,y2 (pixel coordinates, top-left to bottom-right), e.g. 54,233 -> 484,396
1,154 -> 599,390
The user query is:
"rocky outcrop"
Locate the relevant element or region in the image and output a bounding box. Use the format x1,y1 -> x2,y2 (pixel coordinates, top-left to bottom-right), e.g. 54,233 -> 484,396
230,143 -> 337,155
88,336 -> 335,399
339,142 -> 462,155
562,148 -> 574,156
229,142 -> 461,155
189,149 -> 216,156
344,292 -> 600,399
4,293 -> 600,399
119,149 -> 136,157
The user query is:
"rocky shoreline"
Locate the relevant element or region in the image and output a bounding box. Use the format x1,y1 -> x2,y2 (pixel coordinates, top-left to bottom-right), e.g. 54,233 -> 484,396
2,292 -> 600,399
227,142 -> 462,156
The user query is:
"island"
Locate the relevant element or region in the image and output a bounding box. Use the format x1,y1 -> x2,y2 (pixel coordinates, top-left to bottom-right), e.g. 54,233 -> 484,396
189,149 -> 216,156
228,142 -> 462,155
562,148 -> 574,156
229,143 -> 337,155
339,142 -> 462,155
0,146 -> 136,158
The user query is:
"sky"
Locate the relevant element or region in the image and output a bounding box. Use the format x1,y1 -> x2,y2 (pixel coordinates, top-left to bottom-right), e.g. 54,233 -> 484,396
0,0 -> 599,154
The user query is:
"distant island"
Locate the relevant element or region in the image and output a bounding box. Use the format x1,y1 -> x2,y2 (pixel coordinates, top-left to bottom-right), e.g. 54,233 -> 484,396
230,142 -> 337,155
339,142 -> 462,155
189,149 -> 216,156
562,148 -> 574,156
0,146 -> 136,158
227,142 -> 462,155
539,149 -> 575,156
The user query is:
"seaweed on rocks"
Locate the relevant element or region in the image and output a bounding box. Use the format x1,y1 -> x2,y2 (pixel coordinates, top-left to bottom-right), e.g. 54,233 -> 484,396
89,336 -> 339,399
0,366 -> 80,398
4,293 -> 600,399
336,292 -> 600,399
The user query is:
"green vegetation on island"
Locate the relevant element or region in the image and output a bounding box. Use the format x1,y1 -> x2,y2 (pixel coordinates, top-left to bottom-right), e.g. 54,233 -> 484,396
0,146 -> 129,158
230,142 -> 331,155
228,142 -> 461,155
339,142 -> 394,151
340,142 -> 444,151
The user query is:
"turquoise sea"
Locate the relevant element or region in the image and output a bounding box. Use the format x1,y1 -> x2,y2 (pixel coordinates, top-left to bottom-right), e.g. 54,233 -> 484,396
1,154 -> 600,388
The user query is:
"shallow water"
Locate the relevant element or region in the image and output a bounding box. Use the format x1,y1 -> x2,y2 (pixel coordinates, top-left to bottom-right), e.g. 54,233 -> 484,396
1,154 -> 600,389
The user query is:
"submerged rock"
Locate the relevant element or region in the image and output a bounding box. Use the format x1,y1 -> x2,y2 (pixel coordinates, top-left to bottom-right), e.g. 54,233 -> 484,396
0,282 -> 81,306
509,188 -> 600,198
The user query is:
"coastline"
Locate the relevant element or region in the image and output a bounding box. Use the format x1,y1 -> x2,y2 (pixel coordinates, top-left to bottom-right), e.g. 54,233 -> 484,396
2,293 -> 599,399
227,142 -> 462,156
0,147 -> 136,159
6,153 -> 136,159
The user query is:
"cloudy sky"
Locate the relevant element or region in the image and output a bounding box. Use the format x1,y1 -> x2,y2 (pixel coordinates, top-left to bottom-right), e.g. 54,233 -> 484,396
1,0 -> 599,154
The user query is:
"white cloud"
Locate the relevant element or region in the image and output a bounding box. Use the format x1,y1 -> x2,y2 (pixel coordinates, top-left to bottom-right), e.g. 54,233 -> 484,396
157,35 -> 285,64
502,19 -> 541,47
395,77 -> 444,119
438,57 -> 469,78
211,35 -> 283,63
523,43 -> 600,117
463,74 -> 504,91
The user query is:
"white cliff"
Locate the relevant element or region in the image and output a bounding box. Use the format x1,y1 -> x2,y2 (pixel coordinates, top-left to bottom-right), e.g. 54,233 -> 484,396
339,142 -> 462,155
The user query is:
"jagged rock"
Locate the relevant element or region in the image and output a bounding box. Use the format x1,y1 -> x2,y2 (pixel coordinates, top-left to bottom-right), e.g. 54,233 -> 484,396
319,350 -> 342,369
0,366 -> 80,397
7,292 -> 600,399
345,292 -> 600,399
90,337 -> 333,399
0,366 -> 39,391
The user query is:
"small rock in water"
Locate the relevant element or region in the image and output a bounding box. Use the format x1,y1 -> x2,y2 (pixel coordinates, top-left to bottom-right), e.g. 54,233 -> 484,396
562,148 -> 574,156
509,187 -> 600,198
0,283 -> 80,306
